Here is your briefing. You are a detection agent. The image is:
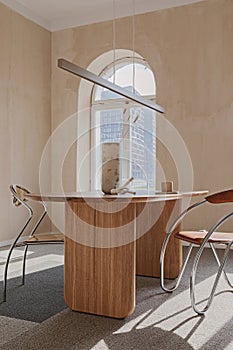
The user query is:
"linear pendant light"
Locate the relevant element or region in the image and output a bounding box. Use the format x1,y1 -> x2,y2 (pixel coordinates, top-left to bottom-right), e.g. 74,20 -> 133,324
57,59 -> 165,114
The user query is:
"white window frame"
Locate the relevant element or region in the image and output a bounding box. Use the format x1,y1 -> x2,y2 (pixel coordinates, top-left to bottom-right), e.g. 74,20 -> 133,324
90,58 -> 156,191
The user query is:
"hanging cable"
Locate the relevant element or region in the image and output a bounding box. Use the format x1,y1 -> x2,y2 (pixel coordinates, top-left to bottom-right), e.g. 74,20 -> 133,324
132,0 -> 136,93
112,0 -> 116,85
132,0 -> 140,123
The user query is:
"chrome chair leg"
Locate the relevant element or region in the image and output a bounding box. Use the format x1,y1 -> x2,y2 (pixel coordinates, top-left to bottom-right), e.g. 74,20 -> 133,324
22,245 -> 29,285
190,210 -> 233,314
190,242 -> 233,314
161,243 -> 194,292
3,208 -> 33,302
160,199 -> 206,293
3,245 -> 16,302
209,242 -> 233,288
20,208 -> 47,286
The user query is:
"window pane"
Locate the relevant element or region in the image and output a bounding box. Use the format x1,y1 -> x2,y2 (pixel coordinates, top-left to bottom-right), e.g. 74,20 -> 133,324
130,107 -> 156,190
100,109 -> 123,143
95,62 -> 155,100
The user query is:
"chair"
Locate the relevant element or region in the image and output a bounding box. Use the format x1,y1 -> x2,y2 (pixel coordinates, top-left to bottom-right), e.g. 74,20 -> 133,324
160,189 -> 233,314
3,184 -> 64,302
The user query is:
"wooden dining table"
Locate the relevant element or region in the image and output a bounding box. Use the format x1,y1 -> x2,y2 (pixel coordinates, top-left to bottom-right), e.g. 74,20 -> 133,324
26,190 -> 207,318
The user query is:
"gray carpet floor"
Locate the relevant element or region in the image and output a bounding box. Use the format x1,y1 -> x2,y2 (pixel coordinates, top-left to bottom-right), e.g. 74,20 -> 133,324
1,245 -> 233,349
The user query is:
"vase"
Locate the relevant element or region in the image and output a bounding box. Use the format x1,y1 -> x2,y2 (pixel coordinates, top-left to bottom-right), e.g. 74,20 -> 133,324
102,142 -> 120,194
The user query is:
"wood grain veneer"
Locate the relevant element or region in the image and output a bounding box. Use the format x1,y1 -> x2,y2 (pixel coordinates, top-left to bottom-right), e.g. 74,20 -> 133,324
136,199 -> 182,279
64,200 -> 136,318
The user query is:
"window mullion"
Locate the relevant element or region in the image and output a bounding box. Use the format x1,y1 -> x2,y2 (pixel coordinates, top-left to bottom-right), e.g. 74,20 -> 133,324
121,106 -> 131,183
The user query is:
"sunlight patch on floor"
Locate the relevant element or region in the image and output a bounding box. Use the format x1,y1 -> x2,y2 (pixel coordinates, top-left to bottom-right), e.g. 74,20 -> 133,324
0,253 -> 64,281
113,310 -> 153,334
0,248 -> 33,262
115,275 -> 233,350
91,339 -> 109,349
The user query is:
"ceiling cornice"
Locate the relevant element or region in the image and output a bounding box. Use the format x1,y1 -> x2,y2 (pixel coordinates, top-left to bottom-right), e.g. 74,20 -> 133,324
0,0 -> 206,32
0,0 -> 51,30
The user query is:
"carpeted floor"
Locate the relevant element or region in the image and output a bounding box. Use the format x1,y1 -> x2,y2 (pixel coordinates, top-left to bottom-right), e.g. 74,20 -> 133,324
1,245 -> 233,349
0,266 -> 66,322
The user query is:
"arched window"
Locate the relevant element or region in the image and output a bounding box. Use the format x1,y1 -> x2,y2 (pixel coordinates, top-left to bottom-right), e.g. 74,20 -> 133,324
91,57 -> 156,191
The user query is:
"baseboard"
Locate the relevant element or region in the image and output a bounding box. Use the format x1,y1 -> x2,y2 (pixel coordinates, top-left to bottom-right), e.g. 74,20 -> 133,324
1,239 -> 227,250
0,237 -> 26,248
0,232 -> 61,248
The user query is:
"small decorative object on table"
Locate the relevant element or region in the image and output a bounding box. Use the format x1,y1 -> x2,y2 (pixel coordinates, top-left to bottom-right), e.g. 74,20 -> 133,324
161,181 -> 174,193
111,177 -> 136,195
101,142 -> 136,195
102,142 -> 120,194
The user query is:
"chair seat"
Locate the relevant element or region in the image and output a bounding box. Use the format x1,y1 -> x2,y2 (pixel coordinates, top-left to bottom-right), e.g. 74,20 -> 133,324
26,233 -> 64,243
175,230 -> 233,245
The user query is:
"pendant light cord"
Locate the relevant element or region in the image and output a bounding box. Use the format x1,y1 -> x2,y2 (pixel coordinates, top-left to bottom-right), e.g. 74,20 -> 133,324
132,0 -> 136,93
112,0 -> 116,85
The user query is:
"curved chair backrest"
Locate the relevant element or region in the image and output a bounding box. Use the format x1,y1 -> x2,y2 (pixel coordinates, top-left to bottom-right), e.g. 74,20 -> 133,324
10,185 -> 31,207
205,189 -> 233,204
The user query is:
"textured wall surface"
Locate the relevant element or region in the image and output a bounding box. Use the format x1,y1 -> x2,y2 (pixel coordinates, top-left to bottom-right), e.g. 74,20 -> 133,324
51,0 -> 233,229
1,0 -> 232,244
0,3 -> 51,243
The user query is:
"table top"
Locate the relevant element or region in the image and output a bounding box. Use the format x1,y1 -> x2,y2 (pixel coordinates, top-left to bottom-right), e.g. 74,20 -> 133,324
26,190 -> 208,203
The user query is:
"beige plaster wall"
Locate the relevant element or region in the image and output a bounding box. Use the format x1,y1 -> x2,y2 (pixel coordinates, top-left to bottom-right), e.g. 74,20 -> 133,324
51,0 -> 233,230
0,3 -> 51,243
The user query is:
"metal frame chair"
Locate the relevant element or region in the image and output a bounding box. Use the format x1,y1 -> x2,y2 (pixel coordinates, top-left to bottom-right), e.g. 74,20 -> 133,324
3,184 -> 64,302
160,189 -> 233,314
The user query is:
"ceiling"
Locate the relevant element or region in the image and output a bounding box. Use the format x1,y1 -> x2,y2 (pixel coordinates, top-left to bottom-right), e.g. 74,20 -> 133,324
1,0 -> 205,31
